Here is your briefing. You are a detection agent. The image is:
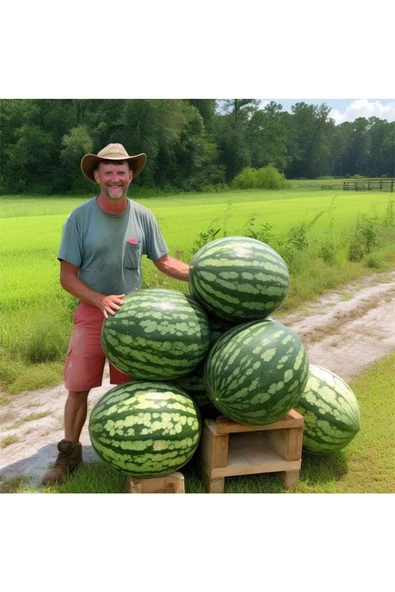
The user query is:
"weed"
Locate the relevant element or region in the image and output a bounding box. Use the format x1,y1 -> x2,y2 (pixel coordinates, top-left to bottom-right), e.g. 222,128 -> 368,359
319,239 -> 337,265
364,255 -> 384,270
348,238 -> 365,262
0,475 -> 31,493
5,411 -> 50,431
189,219 -> 222,256
0,435 -> 19,449
348,214 -> 380,262
240,215 -> 276,244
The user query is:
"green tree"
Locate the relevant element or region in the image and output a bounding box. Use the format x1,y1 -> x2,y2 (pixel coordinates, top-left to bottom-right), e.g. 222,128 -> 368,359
284,102 -> 335,178
382,121 -> 395,177
246,101 -> 290,171
214,99 -> 259,181
61,125 -> 94,191
5,124 -> 56,192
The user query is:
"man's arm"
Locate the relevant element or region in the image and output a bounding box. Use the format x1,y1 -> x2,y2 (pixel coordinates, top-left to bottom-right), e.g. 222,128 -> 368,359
153,254 -> 190,281
60,260 -> 125,318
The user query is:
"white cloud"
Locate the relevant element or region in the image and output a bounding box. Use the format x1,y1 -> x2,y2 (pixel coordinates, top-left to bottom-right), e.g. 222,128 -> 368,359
330,100 -> 395,125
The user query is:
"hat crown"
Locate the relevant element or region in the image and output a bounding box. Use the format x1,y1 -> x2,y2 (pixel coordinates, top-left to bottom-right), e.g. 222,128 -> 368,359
97,143 -> 128,159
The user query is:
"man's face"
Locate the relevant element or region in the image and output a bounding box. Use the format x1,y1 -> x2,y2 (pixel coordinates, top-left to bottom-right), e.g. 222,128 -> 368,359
94,161 -> 133,200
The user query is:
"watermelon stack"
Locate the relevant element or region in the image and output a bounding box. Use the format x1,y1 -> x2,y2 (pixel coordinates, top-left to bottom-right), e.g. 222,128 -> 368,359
90,236 -> 360,480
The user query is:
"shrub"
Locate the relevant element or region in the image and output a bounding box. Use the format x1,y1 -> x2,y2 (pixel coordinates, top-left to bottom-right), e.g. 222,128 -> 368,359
319,240 -> 337,265
348,214 -> 380,263
232,167 -> 257,189
348,239 -> 364,262
255,165 -> 289,189
232,165 -> 289,190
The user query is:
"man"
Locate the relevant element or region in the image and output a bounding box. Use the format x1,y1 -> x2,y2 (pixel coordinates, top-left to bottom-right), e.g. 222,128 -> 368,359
42,143 -> 190,485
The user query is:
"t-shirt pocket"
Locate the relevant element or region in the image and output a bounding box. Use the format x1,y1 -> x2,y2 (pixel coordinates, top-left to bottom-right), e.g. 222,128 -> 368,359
124,241 -> 141,270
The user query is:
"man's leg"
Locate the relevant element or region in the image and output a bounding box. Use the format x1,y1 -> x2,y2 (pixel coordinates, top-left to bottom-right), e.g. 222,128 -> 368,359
64,390 -> 90,443
43,303 -> 106,486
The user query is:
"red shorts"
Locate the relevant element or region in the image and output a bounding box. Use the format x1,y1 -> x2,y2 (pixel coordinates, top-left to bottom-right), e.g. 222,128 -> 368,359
64,302 -> 134,392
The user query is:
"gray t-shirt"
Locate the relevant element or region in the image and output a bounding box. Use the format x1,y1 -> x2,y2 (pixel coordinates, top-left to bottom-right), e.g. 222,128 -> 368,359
58,197 -> 168,295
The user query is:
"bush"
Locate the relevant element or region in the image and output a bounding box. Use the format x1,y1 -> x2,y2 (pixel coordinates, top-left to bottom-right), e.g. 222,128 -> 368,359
232,165 -> 289,190
319,240 -> 337,265
348,238 -> 364,262
232,167 -> 258,189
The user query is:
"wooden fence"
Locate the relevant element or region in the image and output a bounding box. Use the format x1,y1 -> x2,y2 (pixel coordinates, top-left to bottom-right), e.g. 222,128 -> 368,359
321,179 -> 394,192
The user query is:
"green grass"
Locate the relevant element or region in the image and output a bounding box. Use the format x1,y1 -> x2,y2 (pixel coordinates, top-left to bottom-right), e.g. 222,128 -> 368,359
2,352 -> 393,494
1,187 -> 395,394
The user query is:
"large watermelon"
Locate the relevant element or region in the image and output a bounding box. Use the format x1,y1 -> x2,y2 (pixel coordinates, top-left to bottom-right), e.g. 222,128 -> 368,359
204,318 -> 309,425
173,366 -> 216,418
172,314 -> 232,418
101,289 -> 210,380
89,381 -> 201,477
189,236 -> 289,322
295,364 -> 361,455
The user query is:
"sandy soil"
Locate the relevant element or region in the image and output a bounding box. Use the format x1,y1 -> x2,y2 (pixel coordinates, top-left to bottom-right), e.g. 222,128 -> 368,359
1,269 -> 395,488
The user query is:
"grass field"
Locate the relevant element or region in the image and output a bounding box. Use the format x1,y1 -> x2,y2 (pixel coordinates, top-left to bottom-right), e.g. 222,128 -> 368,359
1,185 -> 394,309
1,184 -> 395,395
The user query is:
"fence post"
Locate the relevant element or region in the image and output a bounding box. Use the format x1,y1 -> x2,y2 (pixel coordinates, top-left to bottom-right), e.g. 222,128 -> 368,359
391,179 -> 394,193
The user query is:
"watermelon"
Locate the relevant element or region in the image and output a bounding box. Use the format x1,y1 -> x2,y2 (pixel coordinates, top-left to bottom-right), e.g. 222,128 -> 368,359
172,315 -> 232,418
204,318 -> 309,425
295,364 -> 361,455
89,381 -> 201,477
189,236 -> 289,322
101,288 -> 210,380
173,365 -> 217,418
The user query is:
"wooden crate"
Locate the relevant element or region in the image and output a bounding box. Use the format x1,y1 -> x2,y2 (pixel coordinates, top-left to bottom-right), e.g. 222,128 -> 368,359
199,410 -> 304,493
126,472 -> 185,494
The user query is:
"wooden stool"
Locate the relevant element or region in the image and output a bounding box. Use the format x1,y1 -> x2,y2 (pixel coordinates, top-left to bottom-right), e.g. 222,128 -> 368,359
199,410 -> 304,493
126,472 -> 185,493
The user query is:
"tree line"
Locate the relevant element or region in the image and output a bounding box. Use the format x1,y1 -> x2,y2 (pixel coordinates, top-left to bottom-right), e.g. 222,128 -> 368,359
1,99 -> 394,194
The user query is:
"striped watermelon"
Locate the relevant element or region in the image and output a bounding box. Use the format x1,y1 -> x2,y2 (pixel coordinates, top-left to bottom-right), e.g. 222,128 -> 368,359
189,236 -> 289,322
172,315 -> 232,418
89,381 -> 201,477
295,364 -> 361,455
173,366 -> 217,418
101,289 -> 210,380
204,318 -> 309,425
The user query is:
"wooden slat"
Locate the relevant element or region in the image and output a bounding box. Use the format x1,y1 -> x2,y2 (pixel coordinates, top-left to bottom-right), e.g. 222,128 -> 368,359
202,419 -> 229,468
127,472 -> 185,493
211,459 -> 301,478
282,470 -> 300,490
216,410 -> 303,434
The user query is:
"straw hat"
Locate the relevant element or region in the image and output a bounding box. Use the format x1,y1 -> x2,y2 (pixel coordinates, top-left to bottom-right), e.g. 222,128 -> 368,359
81,143 -> 146,182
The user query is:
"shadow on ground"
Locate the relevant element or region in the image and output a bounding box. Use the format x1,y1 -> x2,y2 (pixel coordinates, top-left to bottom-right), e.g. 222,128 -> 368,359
0,444 -> 99,492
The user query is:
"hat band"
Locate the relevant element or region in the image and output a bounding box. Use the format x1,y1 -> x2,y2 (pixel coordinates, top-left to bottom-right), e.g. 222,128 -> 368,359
98,153 -> 132,160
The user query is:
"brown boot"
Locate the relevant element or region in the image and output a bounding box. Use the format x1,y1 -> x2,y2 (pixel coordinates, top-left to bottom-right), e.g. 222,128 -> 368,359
42,439 -> 82,486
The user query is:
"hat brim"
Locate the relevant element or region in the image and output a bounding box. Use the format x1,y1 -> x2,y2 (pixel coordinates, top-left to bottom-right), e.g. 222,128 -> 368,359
81,153 -> 146,182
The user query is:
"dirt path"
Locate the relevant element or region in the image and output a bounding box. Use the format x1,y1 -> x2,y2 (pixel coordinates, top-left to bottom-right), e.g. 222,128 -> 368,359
1,270 -> 395,488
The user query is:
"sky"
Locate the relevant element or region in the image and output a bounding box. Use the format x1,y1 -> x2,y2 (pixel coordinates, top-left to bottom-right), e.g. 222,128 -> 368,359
259,99 -> 395,125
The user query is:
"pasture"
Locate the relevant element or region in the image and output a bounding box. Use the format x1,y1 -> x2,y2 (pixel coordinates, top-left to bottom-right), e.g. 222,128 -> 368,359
1,185 -> 395,395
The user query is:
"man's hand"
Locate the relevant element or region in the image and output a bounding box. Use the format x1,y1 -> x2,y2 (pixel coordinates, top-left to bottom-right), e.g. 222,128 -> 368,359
100,294 -> 126,318
60,261 -> 126,318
